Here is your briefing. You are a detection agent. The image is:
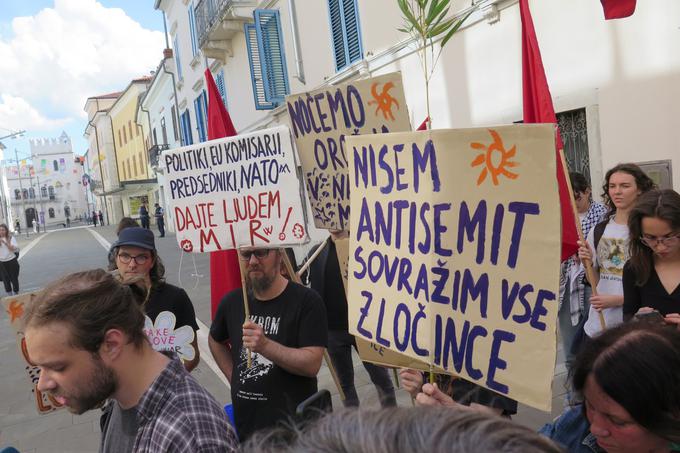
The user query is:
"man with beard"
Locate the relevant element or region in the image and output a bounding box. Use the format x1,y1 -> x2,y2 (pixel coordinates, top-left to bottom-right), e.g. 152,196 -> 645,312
23,269 -> 237,453
208,248 -> 327,441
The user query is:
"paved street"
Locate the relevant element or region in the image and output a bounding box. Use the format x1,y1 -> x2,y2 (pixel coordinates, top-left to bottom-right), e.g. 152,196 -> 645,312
1,224 -> 566,452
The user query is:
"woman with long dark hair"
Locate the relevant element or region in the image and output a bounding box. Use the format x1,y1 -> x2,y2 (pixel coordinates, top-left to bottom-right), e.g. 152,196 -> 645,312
623,189 -> 680,321
0,223 -> 20,294
577,163 -> 654,338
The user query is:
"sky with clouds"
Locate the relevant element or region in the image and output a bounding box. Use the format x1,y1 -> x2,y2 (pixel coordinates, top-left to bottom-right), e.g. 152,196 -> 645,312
0,0 -> 165,159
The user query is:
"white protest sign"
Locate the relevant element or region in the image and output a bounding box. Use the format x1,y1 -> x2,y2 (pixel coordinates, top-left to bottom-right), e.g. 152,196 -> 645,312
144,312 -> 196,361
347,125 -> 561,411
163,125 -> 309,252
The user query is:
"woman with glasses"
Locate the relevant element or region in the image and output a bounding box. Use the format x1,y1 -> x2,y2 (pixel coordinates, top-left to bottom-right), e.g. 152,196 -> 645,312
623,189 -> 680,323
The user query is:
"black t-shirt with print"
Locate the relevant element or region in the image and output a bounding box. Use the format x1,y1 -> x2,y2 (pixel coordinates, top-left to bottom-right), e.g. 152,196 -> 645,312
210,281 -> 327,441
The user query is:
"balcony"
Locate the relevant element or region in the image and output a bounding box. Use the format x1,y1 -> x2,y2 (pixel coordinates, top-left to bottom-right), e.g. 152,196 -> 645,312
195,0 -> 253,62
148,143 -> 170,169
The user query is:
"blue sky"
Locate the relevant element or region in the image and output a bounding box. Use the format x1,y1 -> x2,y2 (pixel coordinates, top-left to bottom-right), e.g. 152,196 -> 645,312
0,1 -> 165,161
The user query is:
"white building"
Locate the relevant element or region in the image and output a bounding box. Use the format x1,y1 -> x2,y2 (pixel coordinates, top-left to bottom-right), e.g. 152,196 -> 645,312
6,132 -> 88,229
154,0 -> 678,192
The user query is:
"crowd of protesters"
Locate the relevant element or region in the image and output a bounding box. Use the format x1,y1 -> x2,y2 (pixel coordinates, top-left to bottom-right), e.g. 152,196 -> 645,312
11,162 -> 680,453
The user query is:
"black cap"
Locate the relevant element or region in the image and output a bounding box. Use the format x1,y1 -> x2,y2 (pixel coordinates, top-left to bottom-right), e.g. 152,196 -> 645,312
111,227 -> 155,251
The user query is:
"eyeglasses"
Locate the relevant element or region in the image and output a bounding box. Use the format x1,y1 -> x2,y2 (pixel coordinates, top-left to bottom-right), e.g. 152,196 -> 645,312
117,252 -> 152,265
239,249 -> 271,261
640,234 -> 680,248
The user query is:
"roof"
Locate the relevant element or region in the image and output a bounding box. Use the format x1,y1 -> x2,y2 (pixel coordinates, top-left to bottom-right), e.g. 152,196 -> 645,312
87,91 -> 121,100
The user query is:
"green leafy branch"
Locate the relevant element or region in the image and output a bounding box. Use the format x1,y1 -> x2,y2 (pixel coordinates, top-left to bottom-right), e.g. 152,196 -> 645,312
397,0 -> 474,128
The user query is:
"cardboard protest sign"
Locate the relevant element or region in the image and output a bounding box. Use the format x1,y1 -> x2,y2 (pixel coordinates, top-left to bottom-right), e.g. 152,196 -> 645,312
2,294 -> 65,414
346,125 -> 561,411
163,125 -> 309,252
334,236 -> 433,371
144,312 -> 196,361
286,72 -> 411,231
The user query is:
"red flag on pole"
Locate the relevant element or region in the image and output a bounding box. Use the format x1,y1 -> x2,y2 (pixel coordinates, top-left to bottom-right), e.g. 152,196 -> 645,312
600,0 -> 636,20
520,0 -> 579,261
204,68 -> 242,318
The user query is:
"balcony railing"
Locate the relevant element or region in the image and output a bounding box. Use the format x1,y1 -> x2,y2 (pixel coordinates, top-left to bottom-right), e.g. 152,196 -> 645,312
196,0 -> 251,50
148,144 -> 170,169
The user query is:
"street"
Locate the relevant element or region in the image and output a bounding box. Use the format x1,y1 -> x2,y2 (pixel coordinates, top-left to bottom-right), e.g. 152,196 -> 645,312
1,225 -> 566,452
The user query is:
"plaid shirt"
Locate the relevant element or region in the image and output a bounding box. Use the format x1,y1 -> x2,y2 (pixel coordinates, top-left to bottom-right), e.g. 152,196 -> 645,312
119,354 -> 237,452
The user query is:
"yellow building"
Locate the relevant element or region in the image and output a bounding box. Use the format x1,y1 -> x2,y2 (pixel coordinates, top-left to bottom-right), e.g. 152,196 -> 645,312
108,76 -> 157,219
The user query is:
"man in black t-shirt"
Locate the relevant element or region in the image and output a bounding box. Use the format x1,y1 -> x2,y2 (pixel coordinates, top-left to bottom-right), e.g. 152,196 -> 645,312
209,247 -> 327,441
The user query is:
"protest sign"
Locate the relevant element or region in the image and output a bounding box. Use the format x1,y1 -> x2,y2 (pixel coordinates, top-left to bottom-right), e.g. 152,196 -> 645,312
335,236 -> 433,371
163,125 -> 308,252
2,293 -> 65,414
144,312 -> 196,361
286,72 -> 411,231
346,125 -> 561,411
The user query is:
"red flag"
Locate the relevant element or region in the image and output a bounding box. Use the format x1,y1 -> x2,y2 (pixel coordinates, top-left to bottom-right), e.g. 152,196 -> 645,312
600,0 -> 636,20
520,0 -> 579,261
416,117 -> 429,131
205,68 -> 242,318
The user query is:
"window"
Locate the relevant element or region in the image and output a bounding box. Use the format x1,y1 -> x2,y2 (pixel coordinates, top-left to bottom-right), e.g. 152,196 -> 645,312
245,10 -> 289,109
173,35 -> 183,80
48,208 -> 55,218
128,121 -> 133,140
14,189 -> 20,200
328,0 -> 363,71
180,110 -> 193,145
22,189 -> 28,199
53,160 -> 58,171
123,127 -> 127,144
194,90 -> 208,142
29,188 -> 35,199
48,186 -> 55,200
152,128 -> 158,146
161,118 -> 168,144
215,69 -> 228,108
133,155 -> 138,177
188,3 -> 199,57
41,186 -> 47,198
171,105 -> 179,141
118,130 -> 123,147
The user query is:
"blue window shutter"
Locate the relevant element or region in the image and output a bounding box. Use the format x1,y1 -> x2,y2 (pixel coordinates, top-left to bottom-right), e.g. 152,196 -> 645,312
188,4 -> 198,57
194,94 -> 207,142
327,0 -> 362,71
182,110 -> 193,145
215,70 -> 228,108
254,9 -> 290,105
173,35 -> 183,80
245,23 -> 275,110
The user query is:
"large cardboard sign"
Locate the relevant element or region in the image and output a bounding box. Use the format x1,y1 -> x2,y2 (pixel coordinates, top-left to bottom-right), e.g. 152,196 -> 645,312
2,294 -> 65,414
346,125 -> 561,411
163,125 -> 309,252
286,72 -> 411,231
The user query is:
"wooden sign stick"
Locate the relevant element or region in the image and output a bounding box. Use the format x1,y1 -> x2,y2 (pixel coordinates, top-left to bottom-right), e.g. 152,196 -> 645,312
236,254 -> 253,369
281,250 -> 347,402
296,238 -> 329,279
558,149 -> 606,330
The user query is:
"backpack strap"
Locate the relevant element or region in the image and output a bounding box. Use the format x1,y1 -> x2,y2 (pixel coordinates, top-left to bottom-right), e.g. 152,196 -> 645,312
593,219 -> 608,252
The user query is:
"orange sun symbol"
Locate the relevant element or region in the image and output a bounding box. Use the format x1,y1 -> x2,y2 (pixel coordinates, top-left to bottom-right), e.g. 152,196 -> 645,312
470,129 -> 519,186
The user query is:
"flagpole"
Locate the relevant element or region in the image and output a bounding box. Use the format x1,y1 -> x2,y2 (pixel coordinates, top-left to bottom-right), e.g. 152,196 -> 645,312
557,149 -> 606,330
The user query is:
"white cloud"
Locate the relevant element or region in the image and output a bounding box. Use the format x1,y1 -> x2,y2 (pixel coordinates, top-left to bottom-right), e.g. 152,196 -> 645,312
0,0 -> 165,133
0,94 -> 70,130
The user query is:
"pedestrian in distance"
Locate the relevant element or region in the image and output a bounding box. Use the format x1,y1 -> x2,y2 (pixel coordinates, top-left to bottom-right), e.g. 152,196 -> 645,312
209,247 -> 328,441
14,218 -> 20,235
0,224 -> 20,295
623,189 -> 680,323
139,203 -> 150,229
576,163 -> 655,339
92,210 -> 98,227
23,269 -> 238,452
110,227 -> 200,372
154,203 -> 165,238
98,210 -> 104,226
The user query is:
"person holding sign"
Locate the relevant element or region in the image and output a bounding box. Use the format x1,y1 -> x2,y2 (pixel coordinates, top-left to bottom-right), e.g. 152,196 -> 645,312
23,269 -> 237,453
306,232 -> 397,408
559,172 -> 607,364
577,163 -> 655,339
110,227 -> 200,371
623,189 -> 680,322
208,247 -> 328,441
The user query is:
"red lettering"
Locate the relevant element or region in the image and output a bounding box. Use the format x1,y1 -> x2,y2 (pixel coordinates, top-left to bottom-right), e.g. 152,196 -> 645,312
200,228 -> 222,252
249,219 -> 269,245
